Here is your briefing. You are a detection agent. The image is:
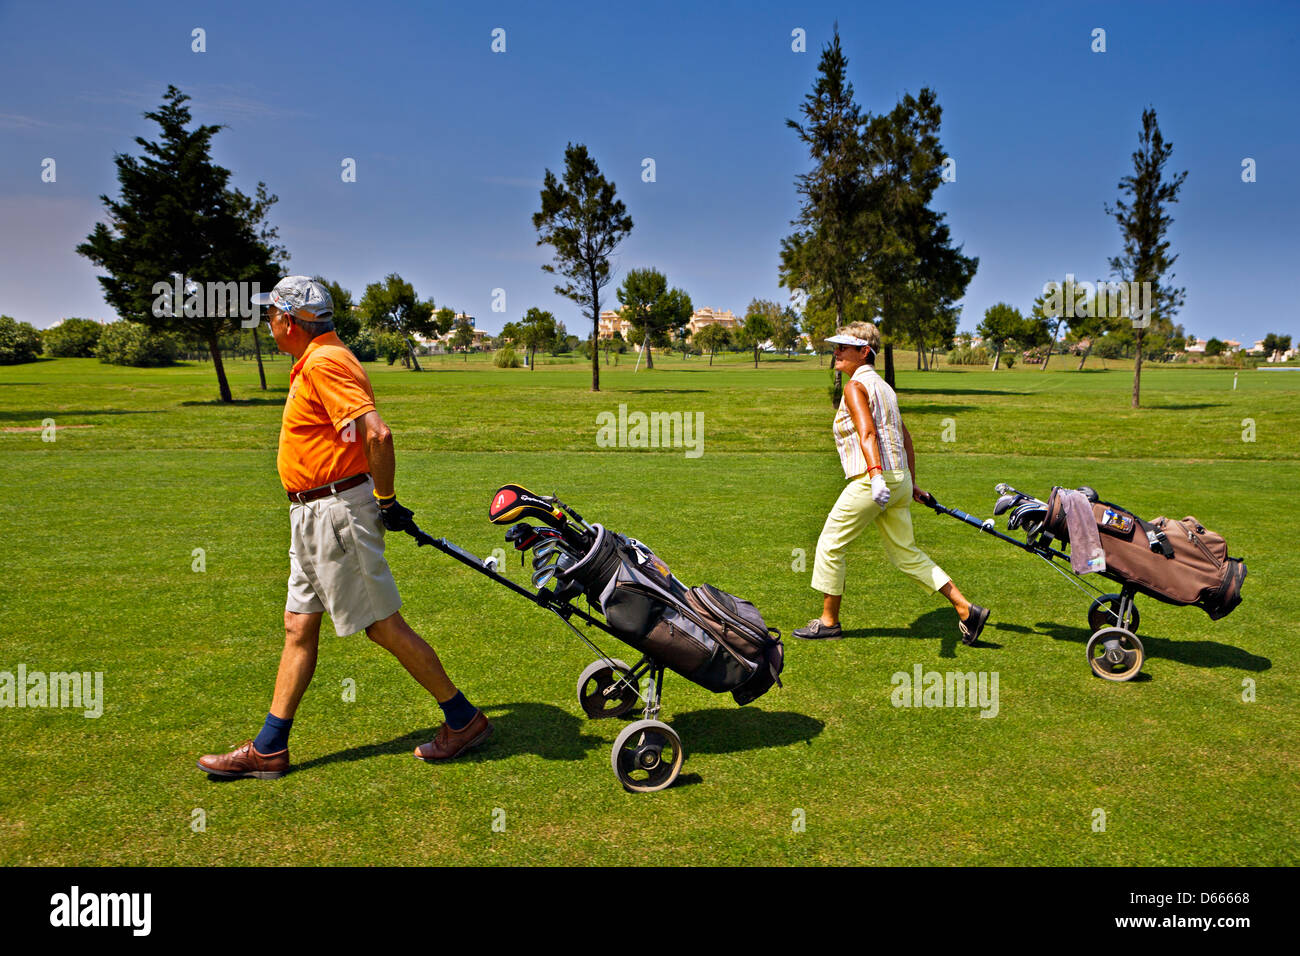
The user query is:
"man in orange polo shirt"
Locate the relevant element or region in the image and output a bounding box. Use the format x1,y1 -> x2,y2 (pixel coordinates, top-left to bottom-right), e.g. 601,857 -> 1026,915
198,276 -> 492,779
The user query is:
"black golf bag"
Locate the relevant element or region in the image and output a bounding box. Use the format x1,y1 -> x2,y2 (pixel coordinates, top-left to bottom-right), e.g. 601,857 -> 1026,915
558,524 -> 785,705
425,485 -> 784,791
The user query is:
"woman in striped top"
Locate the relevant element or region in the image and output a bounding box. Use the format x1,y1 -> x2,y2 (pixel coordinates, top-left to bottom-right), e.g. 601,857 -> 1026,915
794,322 -> 990,646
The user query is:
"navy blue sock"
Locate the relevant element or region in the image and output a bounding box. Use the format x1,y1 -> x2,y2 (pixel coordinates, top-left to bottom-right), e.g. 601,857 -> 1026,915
439,691 -> 477,731
253,712 -> 293,754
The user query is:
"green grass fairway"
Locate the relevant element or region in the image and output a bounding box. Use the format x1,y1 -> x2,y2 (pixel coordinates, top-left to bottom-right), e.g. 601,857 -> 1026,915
2,354 -> 1297,865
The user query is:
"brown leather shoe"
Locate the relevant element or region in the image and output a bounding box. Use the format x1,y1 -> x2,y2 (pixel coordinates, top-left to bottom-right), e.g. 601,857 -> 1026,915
414,710 -> 493,761
197,740 -> 289,779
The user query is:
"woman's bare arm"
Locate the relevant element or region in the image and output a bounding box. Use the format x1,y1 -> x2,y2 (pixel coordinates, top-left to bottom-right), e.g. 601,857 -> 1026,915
844,382 -> 884,476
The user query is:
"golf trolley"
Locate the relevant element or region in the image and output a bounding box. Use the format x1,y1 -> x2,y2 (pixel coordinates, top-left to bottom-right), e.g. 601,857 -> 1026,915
407,485 -> 783,792
919,483 -> 1246,682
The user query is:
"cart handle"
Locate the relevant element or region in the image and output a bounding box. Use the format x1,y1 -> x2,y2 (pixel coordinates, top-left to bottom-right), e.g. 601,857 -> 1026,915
918,491 -> 1041,554
410,522 -> 619,637
406,523 -> 438,548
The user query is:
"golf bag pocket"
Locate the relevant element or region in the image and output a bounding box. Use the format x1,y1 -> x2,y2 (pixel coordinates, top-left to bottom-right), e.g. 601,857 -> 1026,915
601,565 -> 664,642
1099,508 -> 1136,536
625,541 -> 676,591
599,547 -> 784,702
685,584 -> 785,705
643,607 -> 754,693
686,585 -> 777,660
1148,516 -> 1246,619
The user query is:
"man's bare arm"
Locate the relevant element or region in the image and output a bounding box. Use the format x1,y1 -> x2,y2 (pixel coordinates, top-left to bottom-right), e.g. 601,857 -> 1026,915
354,410 -> 395,500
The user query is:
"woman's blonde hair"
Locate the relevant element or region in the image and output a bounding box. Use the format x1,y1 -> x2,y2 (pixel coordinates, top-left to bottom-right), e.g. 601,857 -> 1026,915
837,321 -> 880,362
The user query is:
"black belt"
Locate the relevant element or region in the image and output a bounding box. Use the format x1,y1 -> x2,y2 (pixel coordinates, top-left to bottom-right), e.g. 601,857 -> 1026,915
287,472 -> 370,504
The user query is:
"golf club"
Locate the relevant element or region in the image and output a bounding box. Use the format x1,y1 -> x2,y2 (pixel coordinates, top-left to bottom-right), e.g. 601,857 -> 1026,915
532,549 -> 563,574
490,483 -> 566,528
533,539 -> 572,560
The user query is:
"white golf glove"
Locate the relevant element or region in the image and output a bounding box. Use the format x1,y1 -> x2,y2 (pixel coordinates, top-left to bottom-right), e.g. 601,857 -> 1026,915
870,473 -> 891,507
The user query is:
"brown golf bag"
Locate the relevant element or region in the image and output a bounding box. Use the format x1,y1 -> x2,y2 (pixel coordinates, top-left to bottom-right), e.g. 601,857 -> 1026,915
1043,489 -> 1246,621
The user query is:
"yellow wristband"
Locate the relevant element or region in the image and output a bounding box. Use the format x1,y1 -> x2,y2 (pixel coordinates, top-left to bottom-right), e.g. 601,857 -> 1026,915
373,489 -> 395,501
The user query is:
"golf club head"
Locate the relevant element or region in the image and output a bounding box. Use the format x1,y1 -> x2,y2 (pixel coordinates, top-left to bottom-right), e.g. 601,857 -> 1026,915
531,564 -> 558,589
994,482 -> 1012,496
489,484 -> 565,529
1008,501 -> 1048,533
505,522 -> 541,550
993,494 -> 1019,516
532,548 -> 562,571
533,538 -> 571,557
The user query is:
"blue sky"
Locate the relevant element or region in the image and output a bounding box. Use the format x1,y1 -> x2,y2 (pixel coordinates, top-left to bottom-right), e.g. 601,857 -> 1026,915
1,0 -> 1296,343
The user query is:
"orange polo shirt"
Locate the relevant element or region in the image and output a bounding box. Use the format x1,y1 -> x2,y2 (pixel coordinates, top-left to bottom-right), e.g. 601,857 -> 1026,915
277,332 -> 376,494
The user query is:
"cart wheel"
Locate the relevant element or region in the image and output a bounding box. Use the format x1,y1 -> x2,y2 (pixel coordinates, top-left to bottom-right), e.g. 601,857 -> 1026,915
1085,627 -> 1144,682
1087,594 -> 1140,633
611,719 -> 684,793
576,658 -> 640,720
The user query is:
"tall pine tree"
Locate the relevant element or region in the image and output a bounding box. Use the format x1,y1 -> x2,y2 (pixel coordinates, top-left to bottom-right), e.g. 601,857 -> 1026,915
782,25 -> 869,403
533,143 -> 633,392
1105,107 -> 1187,408
77,86 -> 286,402
861,89 -> 976,369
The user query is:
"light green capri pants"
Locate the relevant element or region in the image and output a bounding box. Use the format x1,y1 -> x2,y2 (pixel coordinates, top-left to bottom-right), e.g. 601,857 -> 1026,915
811,469 -> 952,597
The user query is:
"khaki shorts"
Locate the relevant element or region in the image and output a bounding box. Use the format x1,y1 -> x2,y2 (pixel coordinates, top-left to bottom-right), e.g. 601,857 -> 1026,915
286,477 -> 402,635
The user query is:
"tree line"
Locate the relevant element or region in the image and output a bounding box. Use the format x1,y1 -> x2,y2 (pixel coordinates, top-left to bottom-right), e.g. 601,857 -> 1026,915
777,28 -> 1192,407
779,27 -> 976,401
60,86 -> 481,397
7,59 -> 1207,411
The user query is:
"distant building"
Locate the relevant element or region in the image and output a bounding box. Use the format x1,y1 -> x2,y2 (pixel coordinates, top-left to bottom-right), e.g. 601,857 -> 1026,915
598,306 -> 742,346
1185,338 -> 1207,353
597,309 -> 631,339
417,313 -> 486,352
686,307 -> 740,339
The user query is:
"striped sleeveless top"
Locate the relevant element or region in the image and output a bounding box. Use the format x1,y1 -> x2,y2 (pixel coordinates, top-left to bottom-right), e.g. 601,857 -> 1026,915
832,365 -> 907,479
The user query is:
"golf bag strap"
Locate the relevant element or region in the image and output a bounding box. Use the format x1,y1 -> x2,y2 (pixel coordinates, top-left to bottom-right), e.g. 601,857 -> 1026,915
1146,525 -> 1174,559
1099,498 -> 1174,559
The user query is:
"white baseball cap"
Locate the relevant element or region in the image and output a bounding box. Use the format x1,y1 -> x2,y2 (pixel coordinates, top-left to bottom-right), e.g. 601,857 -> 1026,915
251,276 -> 334,322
